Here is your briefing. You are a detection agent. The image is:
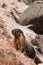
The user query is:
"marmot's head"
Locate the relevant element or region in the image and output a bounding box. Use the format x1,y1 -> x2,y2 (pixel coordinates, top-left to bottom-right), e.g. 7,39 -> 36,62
12,29 -> 24,37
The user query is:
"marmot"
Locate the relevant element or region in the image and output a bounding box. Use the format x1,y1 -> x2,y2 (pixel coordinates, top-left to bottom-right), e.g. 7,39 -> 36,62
12,29 -> 36,59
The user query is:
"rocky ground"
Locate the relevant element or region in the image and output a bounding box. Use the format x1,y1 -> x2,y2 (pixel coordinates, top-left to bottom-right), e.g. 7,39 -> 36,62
0,0 -> 43,65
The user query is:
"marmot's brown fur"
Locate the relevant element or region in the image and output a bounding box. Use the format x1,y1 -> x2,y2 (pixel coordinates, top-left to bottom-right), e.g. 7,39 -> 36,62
12,29 -> 36,59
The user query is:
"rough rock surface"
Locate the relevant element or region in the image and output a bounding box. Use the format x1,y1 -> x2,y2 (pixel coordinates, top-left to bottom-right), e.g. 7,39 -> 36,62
0,0 -> 43,65
14,1 -> 43,34
38,63 -> 43,65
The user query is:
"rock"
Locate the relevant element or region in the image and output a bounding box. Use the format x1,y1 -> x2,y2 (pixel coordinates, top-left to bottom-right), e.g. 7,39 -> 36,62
38,63 -> 43,65
35,51 -> 43,64
14,1 -> 43,34
21,0 -> 33,5
15,1 -> 43,25
37,35 -> 43,54
0,0 -> 43,65
28,15 -> 43,34
19,0 -> 43,5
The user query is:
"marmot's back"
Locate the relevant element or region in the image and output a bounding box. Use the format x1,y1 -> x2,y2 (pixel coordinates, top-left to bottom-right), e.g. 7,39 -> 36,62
25,43 -> 36,59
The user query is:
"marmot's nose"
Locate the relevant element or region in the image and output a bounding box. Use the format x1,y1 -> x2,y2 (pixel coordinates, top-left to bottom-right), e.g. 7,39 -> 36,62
12,29 -> 23,37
